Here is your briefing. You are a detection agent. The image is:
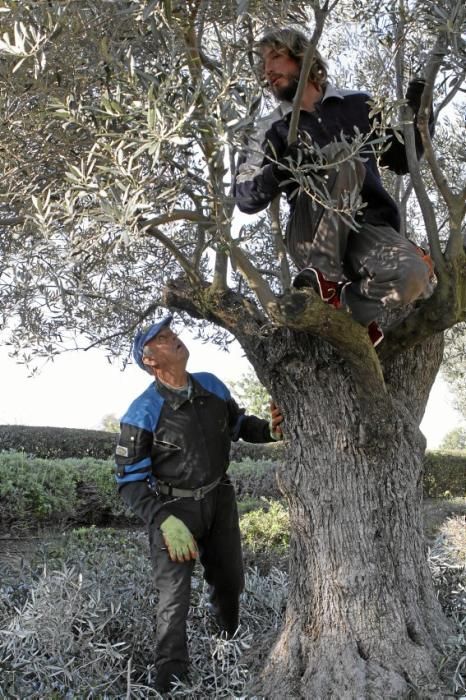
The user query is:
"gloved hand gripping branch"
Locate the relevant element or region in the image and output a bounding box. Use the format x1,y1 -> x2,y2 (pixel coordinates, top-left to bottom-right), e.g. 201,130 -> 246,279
270,133 -> 316,184
160,515 -> 198,562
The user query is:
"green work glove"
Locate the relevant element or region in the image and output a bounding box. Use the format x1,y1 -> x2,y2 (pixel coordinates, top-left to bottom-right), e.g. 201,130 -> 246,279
160,515 -> 198,562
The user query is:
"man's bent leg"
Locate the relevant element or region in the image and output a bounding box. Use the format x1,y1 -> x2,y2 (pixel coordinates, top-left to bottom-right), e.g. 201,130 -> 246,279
343,223 -> 434,325
307,145 -> 366,281
199,483 -> 244,636
149,522 -> 194,674
287,142 -> 365,279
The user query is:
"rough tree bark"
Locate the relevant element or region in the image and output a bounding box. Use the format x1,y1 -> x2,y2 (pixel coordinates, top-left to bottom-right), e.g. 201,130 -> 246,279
166,281 -> 453,698
253,331 -> 450,698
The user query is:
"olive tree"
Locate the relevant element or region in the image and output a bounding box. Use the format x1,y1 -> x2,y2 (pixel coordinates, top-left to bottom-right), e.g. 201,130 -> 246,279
1,0 -> 465,696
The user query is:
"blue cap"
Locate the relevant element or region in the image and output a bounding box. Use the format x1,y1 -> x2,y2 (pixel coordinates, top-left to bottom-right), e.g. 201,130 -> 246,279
132,315 -> 173,370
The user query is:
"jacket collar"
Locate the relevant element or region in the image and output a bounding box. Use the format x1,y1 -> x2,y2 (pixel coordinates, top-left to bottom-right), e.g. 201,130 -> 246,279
278,82 -> 345,116
155,373 -> 210,410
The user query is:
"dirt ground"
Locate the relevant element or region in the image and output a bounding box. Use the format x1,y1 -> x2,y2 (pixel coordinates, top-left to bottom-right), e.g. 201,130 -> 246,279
422,497 -> 466,547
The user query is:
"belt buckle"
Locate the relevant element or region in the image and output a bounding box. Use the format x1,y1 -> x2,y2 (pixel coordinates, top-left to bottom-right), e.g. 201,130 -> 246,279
147,475 -> 160,496
193,487 -> 203,501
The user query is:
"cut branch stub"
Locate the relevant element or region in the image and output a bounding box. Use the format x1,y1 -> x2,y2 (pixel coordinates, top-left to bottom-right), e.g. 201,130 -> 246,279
162,276 -> 266,336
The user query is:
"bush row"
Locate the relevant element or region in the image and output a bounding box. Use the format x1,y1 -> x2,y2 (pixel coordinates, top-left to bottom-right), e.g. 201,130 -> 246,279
423,451 -> 466,498
0,452 -> 284,533
0,424 -> 285,462
0,447 -> 464,534
2,423 -> 465,494
0,425 -> 118,460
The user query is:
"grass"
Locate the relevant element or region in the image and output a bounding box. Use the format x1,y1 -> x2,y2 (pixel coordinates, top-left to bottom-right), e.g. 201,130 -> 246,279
0,513 -> 464,697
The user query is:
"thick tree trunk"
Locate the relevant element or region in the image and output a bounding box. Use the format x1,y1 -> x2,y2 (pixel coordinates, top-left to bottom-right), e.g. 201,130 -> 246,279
246,331 -> 451,699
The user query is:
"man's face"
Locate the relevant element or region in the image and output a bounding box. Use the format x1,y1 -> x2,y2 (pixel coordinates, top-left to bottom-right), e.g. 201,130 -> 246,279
262,46 -> 300,102
143,327 -> 189,373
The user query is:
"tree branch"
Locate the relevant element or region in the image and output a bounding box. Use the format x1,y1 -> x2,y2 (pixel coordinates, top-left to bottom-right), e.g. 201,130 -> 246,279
143,210 -> 211,228
81,301 -> 163,351
269,196 -> 291,291
276,290 -> 386,397
229,241 -> 280,314
162,276 -> 267,337
212,249 -> 228,290
142,222 -> 203,286
288,2 -> 334,144
401,105 -> 445,273
380,288 -> 465,361
417,14 -> 466,261
434,70 -> 465,119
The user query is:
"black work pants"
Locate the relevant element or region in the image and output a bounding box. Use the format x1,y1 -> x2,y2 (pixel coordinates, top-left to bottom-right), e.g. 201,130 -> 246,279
285,142 -> 433,324
148,480 -> 244,673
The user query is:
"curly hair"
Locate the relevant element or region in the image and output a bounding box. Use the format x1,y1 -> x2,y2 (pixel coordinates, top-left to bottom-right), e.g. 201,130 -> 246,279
257,27 -> 328,86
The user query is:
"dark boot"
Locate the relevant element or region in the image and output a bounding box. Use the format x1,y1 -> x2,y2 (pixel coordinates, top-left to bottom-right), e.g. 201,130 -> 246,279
293,266 -> 343,309
367,320 -> 384,347
206,586 -> 239,637
153,661 -> 189,694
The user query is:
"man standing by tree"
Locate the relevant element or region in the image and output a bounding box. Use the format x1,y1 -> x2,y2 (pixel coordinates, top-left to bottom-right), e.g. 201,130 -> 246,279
235,28 -> 435,345
114,316 -> 282,693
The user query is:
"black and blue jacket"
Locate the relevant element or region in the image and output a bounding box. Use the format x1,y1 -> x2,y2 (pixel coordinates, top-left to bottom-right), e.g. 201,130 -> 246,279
115,372 -> 273,491
235,83 -> 432,232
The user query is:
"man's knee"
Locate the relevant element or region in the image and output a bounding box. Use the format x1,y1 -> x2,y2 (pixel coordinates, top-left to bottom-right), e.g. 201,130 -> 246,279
387,252 -> 433,306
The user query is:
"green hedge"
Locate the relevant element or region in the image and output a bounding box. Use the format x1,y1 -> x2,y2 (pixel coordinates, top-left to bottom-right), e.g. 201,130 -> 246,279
0,424 -> 285,461
0,425 -> 117,460
0,448 -> 464,534
423,451 -> 466,498
1,425 -> 465,498
0,453 -> 126,532
0,452 -> 283,533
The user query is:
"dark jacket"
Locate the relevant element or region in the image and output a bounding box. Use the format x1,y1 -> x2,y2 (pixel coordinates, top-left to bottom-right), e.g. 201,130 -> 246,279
234,84 -> 430,232
115,372 -> 273,524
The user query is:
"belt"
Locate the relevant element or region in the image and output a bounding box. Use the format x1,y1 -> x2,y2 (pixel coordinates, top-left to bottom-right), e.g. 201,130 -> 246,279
156,477 -> 222,500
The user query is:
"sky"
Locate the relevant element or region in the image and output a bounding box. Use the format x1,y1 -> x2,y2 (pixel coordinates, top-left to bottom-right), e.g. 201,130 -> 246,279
0,328 -> 462,449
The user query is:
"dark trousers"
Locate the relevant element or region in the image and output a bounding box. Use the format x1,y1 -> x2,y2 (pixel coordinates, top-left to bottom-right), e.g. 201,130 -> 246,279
148,481 -> 244,673
286,142 -> 433,324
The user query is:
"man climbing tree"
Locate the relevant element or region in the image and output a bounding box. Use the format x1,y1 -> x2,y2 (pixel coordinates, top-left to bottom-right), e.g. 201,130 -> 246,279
235,27 -> 435,346
1,1 -> 465,696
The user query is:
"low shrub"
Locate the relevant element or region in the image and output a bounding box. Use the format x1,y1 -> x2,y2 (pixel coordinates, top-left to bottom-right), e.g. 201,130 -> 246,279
423,451 -> 466,498
0,454 -> 283,533
0,452 -> 78,528
240,500 -> 290,554
229,458 -> 282,501
0,453 -> 131,532
1,448 -> 464,534
237,497 -> 264,515
0,424 -> 284,462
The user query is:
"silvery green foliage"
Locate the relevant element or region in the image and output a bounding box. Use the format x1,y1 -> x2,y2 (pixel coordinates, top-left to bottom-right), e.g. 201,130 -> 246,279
230,367 -> 270,419
0,0 -> 464,363
0,522 -> 463,696
0,528 -> 288,697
